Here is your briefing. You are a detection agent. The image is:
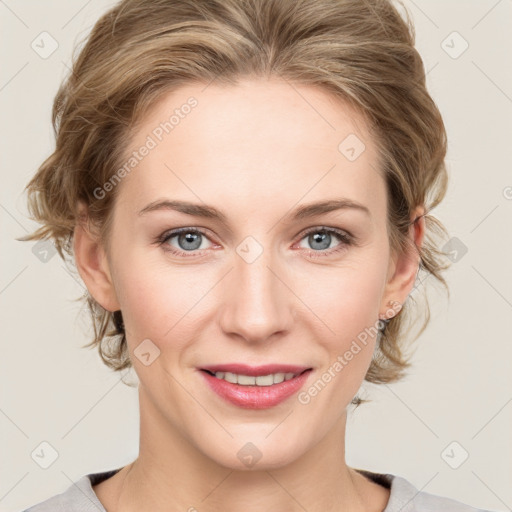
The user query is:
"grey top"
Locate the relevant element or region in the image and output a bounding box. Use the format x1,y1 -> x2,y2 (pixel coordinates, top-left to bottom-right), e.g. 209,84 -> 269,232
22,467 -> 495,512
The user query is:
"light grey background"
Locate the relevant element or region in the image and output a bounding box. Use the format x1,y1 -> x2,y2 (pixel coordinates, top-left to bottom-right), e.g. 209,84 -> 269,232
1,1 -> 511,511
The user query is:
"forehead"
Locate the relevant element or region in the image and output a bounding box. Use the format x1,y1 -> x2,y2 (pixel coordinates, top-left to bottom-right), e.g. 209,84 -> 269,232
117,77 -> 385,221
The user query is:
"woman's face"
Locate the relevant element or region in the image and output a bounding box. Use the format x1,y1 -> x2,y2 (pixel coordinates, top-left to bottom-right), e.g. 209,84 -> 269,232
86,78 -> 417,469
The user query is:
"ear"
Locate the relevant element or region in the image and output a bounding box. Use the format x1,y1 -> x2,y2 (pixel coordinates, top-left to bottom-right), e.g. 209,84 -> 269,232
73,202 -> 120,312
379,206 -> 426,320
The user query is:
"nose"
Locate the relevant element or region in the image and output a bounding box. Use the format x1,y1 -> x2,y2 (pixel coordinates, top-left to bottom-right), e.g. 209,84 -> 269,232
217,243 -> 295,344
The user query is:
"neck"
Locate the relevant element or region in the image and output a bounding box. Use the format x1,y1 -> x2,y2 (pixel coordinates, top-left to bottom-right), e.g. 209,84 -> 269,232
103,387 -> 388,512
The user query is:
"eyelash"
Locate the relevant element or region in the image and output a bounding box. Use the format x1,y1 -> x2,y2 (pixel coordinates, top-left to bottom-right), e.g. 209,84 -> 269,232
155,226 -> 354,259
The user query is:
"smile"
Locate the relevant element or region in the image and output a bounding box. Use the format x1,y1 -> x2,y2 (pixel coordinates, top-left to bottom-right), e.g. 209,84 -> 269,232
199,367 -> 313,409
205,369 -> 306,386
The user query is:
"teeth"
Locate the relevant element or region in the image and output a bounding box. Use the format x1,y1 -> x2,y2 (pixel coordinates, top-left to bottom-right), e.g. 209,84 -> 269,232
213,371 -> 299,386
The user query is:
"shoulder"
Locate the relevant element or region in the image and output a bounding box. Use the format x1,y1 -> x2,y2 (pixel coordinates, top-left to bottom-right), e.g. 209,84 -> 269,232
379,472 -> 496,512
21,469 -> 121,512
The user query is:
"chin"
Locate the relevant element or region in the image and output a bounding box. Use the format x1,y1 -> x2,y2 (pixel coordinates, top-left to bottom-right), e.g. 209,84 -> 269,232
197,433 -> 306,472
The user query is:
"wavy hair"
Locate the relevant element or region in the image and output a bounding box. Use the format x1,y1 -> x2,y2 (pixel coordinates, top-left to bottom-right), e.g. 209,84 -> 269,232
19,0 -> 451,402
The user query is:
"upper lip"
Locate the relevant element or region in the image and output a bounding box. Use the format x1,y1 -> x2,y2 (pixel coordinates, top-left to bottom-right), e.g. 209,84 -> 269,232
200,364 -> 312,377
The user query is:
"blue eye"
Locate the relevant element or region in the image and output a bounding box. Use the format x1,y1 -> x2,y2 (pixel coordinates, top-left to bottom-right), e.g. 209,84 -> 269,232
156,226 -> 354,259
158,228 -> 213,257
297,227 -> 353,258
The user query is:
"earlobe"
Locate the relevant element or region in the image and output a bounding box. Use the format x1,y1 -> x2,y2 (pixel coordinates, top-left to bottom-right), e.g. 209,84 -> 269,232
379,206 -> 426,320
73,205 -> 120,312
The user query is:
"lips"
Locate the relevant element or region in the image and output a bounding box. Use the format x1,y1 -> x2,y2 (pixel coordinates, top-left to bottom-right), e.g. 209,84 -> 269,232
199,367 -> 313,409
200,363 -> 312,377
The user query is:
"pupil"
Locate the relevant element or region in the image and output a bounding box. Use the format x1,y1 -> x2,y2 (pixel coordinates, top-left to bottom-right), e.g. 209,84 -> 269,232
180,232 -> 201,250
311,231 -> 330,250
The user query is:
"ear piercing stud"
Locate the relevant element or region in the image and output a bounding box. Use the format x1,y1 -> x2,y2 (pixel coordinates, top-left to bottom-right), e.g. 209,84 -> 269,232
379,300 -> 402,321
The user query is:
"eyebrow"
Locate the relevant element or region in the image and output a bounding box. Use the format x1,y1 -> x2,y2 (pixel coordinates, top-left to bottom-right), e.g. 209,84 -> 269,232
138,198 -> 371,225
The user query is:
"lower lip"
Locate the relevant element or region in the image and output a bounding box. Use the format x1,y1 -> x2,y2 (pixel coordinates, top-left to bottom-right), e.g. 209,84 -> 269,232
199,369 -> 313,409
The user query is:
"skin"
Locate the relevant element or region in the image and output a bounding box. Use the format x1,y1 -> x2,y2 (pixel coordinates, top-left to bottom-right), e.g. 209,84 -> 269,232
74,77 -> 425,512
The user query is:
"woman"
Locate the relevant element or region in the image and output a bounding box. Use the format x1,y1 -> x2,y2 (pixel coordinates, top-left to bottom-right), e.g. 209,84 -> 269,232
19,0 -> 493,510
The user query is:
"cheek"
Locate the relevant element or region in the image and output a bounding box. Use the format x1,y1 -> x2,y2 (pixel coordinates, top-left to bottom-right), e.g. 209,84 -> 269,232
297,266 -> 387,408
298,256 -> 388,396
111,246 -> 210,346
111,227 -> 389,362
310,259 -> 388,339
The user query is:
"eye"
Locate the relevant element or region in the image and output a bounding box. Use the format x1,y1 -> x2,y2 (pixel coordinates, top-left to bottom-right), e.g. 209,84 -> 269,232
156,225 -> 354,259
157,227 -> 215,258
295,226 -> 354,258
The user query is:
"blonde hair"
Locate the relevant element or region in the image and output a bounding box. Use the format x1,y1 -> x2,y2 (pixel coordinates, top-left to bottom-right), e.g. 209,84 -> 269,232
20,0 -> 451,397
